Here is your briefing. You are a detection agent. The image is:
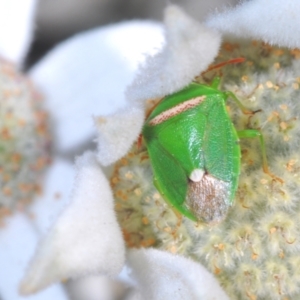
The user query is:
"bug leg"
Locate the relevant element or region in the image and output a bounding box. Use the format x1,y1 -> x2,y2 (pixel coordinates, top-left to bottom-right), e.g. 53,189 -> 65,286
237,129 -> 284,183
137,133 -> 143,149
172,208 -> 183,228
202,58 -> 245,76
224,91 -> 261,115
210,77 -> 221,89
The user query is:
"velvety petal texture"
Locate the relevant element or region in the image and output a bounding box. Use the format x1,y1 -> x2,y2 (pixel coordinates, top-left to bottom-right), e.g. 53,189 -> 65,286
95,106 -> 145,166
126,5 -> 221,103
65,275 -> 127,300
127,248 -> 229,300
20,152 -> 125,295
206,0 -> 300,48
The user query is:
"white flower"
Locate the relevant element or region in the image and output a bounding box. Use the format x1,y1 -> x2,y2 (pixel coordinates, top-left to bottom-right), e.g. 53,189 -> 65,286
0,1 -> 68,299
205,0 -> 300,48
2,0 -> 299,299
19,4 -> 228,299
0,0 -> 36,66
20,151 -> 229,300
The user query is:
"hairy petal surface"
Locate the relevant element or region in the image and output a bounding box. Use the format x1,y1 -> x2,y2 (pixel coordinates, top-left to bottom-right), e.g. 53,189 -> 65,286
127,248 -> 229,300
95,106 -> 144,166
20,152 -> 125,295
126,4 -> 221,103
206,0 -> 300,48
65,275 -> 128,300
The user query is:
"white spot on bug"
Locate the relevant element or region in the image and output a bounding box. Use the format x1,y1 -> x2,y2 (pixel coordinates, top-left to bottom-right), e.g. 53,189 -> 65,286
189,169 -> 205,182
149,96 -> 206,126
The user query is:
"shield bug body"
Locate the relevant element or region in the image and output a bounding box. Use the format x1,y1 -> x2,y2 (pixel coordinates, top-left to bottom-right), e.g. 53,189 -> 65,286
142,79 -> 279,224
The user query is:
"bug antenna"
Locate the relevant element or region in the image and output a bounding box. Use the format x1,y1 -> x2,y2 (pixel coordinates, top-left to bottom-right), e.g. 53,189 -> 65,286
202,57 -> 245,75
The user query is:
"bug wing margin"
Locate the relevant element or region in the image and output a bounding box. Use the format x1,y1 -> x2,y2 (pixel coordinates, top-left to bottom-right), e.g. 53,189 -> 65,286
146,137 -> 198,221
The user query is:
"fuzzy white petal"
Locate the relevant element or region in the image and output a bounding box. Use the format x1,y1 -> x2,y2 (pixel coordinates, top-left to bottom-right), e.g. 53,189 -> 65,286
28,159 -> 75,235
0,0 -> 36,66
124,290 -> 143,300
20,152 -> 125,295
95,106 -> 144,166
127,248 -> 229,300
126,5 -> 221,103
66,275 -> 128,300
30,21 -> 163,153
0,214 -> 67,300
206,0 -> 300,48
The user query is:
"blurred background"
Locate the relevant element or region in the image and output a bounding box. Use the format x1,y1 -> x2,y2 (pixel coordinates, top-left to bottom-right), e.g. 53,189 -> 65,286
26,0 -> 239,67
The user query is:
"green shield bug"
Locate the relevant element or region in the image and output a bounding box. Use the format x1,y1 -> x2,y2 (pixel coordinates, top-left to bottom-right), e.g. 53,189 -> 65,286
142,70 -> 282,224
